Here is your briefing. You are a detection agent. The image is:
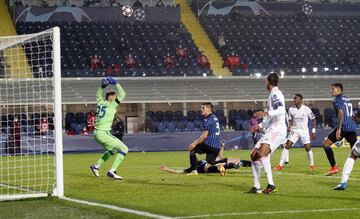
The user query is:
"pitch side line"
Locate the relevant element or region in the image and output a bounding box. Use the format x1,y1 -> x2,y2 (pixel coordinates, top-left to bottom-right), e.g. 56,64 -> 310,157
275,171 -> 360,181
175,208 -> 360,219
62,196 -> 174,219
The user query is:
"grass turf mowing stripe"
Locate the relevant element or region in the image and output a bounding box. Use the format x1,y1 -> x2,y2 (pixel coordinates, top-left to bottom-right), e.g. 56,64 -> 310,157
62,196 -> 174,219
175,208 -> 360,218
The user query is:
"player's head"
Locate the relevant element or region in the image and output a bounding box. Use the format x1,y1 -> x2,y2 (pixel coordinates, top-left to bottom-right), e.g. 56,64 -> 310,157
106,91 -> 117,101
266,73 -> 279,91
331,83 -> 343,97
293,93 -> 303,105
201,102 -> 213,116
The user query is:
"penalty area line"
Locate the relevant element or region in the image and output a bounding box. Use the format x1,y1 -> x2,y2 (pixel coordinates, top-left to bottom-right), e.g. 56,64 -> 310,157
175,207 -> 360,219
62,196 -> 174,219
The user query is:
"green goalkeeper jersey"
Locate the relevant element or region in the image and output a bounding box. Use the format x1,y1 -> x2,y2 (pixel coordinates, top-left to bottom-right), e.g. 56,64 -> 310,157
95,83 -> 126,131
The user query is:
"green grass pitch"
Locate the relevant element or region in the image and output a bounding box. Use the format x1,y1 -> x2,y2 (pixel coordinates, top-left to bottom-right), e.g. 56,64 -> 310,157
1,147 -> 360,219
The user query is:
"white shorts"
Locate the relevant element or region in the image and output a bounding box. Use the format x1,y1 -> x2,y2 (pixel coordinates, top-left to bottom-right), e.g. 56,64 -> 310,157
255,129 -> 287,153
287,129 -> 311,145
352,140 -> 360,157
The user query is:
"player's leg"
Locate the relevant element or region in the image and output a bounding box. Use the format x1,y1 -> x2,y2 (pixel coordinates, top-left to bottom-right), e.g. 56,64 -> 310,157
323,128 -> 339,176
160,166 -> 185,174
334,143 -> 359,190
258,143 -> 277,193
215,140 -> 225,161
108,135 -> 128,179
247,148 -> 262,193
275,139 -> 294,170
304,143 -> 315,170
204,146 -> 222,174
188,144 -> 205,175
90,130 -> 113,177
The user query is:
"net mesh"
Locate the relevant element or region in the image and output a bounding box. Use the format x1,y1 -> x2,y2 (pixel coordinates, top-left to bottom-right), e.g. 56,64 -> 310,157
0,29 -> 56,198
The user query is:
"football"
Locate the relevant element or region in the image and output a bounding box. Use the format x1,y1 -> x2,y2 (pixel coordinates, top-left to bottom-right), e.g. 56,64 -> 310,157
122,5 -> 134,17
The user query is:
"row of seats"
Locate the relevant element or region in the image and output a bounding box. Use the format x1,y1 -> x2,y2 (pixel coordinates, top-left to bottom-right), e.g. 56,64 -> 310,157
16,21 -> 213,77
200,14 -> 360,75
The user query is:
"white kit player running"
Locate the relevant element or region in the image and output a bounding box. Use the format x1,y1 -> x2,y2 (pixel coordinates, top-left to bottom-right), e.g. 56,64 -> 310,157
274,93 -> 317,171
248,73 -> 287,194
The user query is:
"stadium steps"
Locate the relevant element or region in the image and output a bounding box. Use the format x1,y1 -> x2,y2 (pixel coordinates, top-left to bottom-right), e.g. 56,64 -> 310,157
176,0 -> 231,77
0,1 -> 32,78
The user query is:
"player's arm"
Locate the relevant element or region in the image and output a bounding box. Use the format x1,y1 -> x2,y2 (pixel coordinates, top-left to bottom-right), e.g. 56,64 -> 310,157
287,110 -> 292,131
189,131 -> 208,151
308,109 -> 316,139
96,79 -> 108,104
336,109 -> 344,139
159,166 -> 185,174
107,76 -> 126,103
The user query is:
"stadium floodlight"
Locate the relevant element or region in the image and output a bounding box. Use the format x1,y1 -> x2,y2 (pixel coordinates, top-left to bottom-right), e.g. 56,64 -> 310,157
334,67 -> 339,71
324,67 -> 329,72
0,27 -> 63,201
313,67 -> 318,72
280,70 -> 285,77
202,73 -> 207,77
301,67 -> 306,73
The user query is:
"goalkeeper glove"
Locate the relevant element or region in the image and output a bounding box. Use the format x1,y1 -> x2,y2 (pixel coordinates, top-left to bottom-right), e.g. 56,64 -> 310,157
107,76 -> 117,85
101,78 -> 109,89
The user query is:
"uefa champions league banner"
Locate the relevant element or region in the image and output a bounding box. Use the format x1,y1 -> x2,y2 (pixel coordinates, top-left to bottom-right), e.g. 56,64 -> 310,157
193,0 -> 360,17
13,6 -> 180,23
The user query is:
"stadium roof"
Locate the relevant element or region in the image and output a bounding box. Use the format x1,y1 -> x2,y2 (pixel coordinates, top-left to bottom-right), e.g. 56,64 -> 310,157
61,75 -> 360,104
1,75 -> 360,105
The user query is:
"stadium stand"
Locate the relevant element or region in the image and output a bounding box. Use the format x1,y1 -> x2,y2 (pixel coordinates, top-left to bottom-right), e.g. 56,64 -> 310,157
16,21 -> 212,77
199,14 -> 360,75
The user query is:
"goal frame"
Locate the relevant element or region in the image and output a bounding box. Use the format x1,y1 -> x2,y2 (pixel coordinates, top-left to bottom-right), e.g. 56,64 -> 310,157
0,27 -> 63,201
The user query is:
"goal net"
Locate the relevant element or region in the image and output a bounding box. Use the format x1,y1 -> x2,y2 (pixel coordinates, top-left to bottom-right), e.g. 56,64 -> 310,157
0,27 -> 63,201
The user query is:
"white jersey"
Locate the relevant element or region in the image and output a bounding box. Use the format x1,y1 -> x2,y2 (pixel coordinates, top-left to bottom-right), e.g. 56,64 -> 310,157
259,87 -> 287,135
288,105 -> 315,130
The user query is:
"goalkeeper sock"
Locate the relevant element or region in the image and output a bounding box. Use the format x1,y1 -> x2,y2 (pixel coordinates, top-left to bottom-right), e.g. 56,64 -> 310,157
110,153 -> 125,172
96,151 -> 112,168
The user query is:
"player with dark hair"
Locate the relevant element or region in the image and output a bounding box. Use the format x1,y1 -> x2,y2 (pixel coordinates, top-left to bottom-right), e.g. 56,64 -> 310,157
274,93 -> 316,171
90,76 -> 128,180
249,73 -> 287,194
187,102 -> 222,176
322,83 -> 357,176
160,141 -> 252,174
334,106 -> 360,190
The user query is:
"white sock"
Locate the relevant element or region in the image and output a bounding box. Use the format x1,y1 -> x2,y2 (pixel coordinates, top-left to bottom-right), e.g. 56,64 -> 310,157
307,150 -> 314,166
279,148 -> 289,166
285,150 -> 289,163
260,156 -> 274,186
251,161 -> 261,189
341,157 -> 355,184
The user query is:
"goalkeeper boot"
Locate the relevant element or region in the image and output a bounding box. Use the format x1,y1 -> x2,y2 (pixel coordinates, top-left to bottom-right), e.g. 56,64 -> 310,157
246,187 -> 262,194
107,170 -> 123,180
263,184 -> 277,194
333,183 -> 346,191
90,164 -> 99,178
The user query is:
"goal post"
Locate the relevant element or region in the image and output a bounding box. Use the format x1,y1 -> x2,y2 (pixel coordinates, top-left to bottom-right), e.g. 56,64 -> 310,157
0,27 -> 63,201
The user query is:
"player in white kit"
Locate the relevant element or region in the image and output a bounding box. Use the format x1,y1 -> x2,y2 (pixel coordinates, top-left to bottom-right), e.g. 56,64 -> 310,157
248,73 -> 287,194
274,93 -> 317,171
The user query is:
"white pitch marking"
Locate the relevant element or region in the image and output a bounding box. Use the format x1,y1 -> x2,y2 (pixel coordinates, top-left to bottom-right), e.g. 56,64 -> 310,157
62,196 -> 174,219
175,208 -> 360,219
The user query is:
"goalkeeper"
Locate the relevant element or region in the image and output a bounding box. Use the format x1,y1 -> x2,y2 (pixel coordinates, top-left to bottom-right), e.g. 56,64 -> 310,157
90,76 -> 128,180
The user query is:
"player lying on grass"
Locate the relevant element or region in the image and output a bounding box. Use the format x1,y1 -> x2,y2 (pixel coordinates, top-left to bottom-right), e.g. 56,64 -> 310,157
333,106 -> 360,190
90,76 -> 128,180
160,141 -> 252,174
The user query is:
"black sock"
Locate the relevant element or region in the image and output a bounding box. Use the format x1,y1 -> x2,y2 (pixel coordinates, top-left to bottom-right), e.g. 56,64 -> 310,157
324,146 -> 336,167
189,150 -> 197,171
207,166 -> 219,173
240,160 -> 252,167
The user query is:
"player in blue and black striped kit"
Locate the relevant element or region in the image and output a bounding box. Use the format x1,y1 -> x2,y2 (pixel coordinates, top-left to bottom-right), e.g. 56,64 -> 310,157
187,102 -> 223,176
322,83 -> 357,176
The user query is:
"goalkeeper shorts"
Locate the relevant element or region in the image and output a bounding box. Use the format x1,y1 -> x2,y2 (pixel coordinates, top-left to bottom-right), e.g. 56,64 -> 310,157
94,130 -> 128,155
